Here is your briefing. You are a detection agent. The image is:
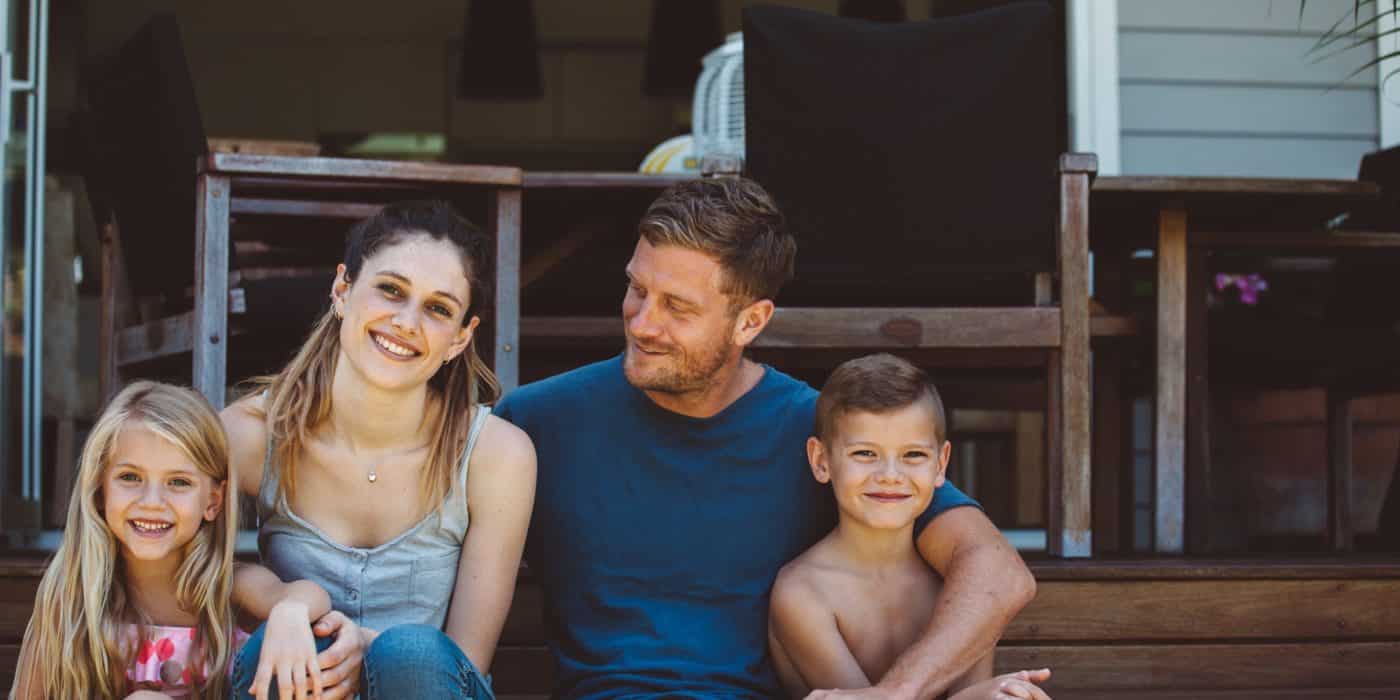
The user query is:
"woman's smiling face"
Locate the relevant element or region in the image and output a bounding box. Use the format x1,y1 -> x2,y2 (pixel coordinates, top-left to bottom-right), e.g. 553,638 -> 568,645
333,232 -> 477,391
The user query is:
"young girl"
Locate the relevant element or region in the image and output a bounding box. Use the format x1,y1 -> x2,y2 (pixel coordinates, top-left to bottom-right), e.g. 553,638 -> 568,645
10,381 -> 244,699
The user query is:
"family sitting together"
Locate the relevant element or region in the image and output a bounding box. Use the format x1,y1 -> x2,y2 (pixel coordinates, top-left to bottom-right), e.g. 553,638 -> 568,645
12,178 -> 1051,700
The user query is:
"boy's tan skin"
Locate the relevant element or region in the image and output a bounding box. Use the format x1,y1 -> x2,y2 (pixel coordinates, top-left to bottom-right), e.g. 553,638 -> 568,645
769,401 -> 1051,700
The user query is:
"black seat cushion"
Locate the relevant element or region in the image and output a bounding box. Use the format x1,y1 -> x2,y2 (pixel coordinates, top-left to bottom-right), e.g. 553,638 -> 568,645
85,14 -> 207,301
744,2 -> 1058,304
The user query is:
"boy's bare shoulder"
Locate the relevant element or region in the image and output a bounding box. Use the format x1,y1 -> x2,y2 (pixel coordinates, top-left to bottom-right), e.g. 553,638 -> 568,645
773,537 -> 851,609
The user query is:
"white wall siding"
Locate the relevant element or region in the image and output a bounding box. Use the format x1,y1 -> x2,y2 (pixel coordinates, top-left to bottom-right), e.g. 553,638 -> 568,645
1117,0 -> 1379,178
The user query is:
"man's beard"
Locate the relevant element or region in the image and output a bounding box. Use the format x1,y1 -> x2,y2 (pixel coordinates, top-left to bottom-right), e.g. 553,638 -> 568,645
623,334 -> 735,396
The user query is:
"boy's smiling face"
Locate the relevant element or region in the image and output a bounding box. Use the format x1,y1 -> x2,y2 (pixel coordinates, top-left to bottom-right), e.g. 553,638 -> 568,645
808,400 -> 951,532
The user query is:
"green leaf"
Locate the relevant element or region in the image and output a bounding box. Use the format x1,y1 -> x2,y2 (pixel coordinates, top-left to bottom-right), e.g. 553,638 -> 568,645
1310,22 -> 1400,64
1308,1 -> 1390,56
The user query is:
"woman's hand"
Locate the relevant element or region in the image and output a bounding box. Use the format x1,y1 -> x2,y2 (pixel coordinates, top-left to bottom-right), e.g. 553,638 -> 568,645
948,669 -> 1052,700
249,600 -> 323,699
313,611 -> 368,700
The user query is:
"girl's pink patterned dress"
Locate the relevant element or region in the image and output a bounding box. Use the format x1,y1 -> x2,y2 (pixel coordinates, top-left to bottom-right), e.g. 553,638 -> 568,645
124,624 -> 251,697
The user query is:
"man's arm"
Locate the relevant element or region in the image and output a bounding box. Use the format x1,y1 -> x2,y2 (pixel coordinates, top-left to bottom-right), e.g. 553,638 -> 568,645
769,572 -> 871,697
885,507 -> 1034,699
810,507 -> 1034,700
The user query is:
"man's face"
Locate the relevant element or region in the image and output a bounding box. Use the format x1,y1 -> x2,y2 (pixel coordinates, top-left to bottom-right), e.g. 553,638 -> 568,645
621,238 -> 742,395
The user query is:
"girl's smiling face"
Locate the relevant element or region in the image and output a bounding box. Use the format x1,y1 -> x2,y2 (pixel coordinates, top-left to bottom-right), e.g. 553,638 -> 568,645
332,233 -> 478,391
102,425 -> 224,573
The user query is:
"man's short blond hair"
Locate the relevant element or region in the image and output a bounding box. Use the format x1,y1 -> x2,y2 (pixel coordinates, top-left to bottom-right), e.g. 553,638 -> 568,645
639,177 -> 796,306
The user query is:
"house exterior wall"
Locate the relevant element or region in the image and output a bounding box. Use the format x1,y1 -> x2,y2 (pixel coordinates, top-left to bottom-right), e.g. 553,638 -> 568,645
1116,0 -> 1379,178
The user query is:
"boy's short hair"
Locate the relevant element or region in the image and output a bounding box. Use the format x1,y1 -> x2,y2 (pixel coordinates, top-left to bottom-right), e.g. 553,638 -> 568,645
638,177 -> 796,307
815,353 -> 947,444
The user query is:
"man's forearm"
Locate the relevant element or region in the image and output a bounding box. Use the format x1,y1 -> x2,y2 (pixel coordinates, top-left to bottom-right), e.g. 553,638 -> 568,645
875,544 -> 1035,700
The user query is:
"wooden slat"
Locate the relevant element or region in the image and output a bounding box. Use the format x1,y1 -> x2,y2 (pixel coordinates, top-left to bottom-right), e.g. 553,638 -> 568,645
1054,166 -> 1093,557
761,308 -> 1062,349
1059,152 -> 1100,174
1014,411 -> 1046,526
0,578 -> 36,640
208,137 -> 320,157
98,222 -> 124,403
486,642 -> 1400,696
1328,393 -> 1355,552
1026,559 -> 1400,581
1155,206 -> 1188,554
1092,350 -> 1125,554
206,153 -> 523,187
998,642 -> 1400,691
115,313 -> 249,367
229,197 -> 383,219
1011,579 -> 1400,641
116,313 -> 194,366
194,174 -> 232,409
1094,176 -> 1377,198
1186,247 -> 1212,554
0,644 -> 16,693
492,188 -> 523,392
521,313 -> 1136,345
1042,690 -> 1400,700
524,309 -> 1063,349
522,171 -> 697,189
1192,231 -> 1400,249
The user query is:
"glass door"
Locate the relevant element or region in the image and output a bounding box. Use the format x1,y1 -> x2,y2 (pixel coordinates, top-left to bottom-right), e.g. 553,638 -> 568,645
0,0 -> 47,546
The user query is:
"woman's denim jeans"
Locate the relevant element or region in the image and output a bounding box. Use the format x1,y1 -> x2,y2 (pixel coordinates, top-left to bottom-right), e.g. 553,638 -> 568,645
231,622 -> 494,700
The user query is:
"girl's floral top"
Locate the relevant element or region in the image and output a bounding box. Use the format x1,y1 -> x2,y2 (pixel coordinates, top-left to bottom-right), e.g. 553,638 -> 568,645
124,623 -> 251,697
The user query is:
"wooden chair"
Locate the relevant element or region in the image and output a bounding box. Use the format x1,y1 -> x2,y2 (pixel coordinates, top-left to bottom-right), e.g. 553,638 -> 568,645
86,16 -> 524,408
741,2 -> 1095,556
1197,150 -> 1400,553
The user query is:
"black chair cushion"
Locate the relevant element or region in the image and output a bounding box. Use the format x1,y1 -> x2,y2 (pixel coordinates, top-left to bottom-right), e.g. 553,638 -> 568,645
744,1 -> 1058,298
85,14 -> 207,301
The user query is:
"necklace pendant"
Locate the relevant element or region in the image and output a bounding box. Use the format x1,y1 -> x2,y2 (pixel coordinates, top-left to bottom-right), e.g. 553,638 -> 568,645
368,470 -> 378,483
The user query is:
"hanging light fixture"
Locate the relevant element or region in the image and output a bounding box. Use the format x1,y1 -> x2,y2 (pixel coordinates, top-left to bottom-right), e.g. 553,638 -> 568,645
838,0 -> 906,22
459,0 -> 543,99
642,0 -> 722,98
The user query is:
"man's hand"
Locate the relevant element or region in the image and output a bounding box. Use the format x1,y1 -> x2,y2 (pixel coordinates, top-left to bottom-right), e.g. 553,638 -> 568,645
949,669 -> 1052,700
312,611 -> 366,700
249,601 -> 323,699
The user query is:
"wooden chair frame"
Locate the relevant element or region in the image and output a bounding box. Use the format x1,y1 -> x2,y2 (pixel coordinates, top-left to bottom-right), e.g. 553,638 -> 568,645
521,154 -> 1104,557
99,153 -> 524,409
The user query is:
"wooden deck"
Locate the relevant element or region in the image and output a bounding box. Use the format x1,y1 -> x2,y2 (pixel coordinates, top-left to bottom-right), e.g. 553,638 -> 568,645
3,557 -> 1399,698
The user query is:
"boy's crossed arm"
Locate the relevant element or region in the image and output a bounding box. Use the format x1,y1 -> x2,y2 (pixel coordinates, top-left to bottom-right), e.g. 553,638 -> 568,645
769,564 -> 1051,700
768,571 -> 871,695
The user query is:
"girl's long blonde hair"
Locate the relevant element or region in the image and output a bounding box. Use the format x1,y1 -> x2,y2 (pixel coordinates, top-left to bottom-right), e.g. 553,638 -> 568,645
14,381 -> 239,699
255,200 -> 500,509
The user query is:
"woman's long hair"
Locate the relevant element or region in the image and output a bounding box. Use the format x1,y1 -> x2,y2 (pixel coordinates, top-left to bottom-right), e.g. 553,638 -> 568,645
14,381 -> 239,699
255,200 -> 501,509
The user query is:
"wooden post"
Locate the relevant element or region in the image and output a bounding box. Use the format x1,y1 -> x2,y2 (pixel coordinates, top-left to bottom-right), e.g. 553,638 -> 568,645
1050,154 -> 1095,557
1155,205 -> 1188,553
1092,347 -> 1124,554
490,187 -> 522,394
1186,247 -> 1213,554
1327,390 -> 1354,552
98,221 -> 122,404
193,173 -> 231,409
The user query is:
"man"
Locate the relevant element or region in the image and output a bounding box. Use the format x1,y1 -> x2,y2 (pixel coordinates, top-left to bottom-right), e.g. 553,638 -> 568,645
496,178 -> 1035,699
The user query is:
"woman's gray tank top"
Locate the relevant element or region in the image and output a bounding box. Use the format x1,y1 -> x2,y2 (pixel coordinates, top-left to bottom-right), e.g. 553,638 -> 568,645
257,405 -> 491,633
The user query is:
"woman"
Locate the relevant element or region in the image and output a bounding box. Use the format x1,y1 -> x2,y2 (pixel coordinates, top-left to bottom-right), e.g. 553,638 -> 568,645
223,200 -> 536,699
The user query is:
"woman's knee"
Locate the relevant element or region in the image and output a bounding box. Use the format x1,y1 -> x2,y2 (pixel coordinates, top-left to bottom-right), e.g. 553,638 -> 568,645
365,624 -> 460,667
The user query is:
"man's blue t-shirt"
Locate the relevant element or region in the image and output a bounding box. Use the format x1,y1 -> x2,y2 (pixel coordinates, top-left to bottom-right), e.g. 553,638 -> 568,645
495,356 -> 978,699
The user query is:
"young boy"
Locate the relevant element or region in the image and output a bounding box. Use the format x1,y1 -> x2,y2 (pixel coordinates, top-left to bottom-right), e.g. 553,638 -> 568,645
768,354 -> 1051,700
